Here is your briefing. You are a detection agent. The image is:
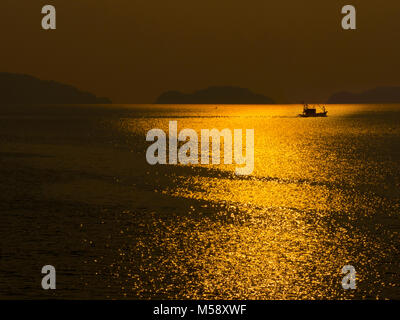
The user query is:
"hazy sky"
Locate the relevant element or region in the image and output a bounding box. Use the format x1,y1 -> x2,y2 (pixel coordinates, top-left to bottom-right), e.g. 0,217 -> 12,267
1,0 -> 400,103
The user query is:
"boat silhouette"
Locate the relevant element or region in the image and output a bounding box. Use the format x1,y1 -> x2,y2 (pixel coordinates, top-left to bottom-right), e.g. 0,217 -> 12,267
299,103 -> 328,117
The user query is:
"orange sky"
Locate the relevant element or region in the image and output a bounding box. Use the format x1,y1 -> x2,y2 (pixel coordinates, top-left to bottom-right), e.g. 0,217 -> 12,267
1,0 -> 399,103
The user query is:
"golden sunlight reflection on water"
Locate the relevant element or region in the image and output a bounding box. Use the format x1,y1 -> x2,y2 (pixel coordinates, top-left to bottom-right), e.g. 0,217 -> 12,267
105,105 -> 400,299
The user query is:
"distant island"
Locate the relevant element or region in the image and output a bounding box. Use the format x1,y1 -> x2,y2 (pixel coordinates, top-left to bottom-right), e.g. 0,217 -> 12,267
327,87 -> 400,104
0,73 -> 111,104
155,86 -> 275,104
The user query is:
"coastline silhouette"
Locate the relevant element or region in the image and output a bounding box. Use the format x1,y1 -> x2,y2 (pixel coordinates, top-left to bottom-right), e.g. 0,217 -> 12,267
2,73 -> 400,106
155,86 -> 275,104
327,87 -> 400,104
0,73 -> 111,105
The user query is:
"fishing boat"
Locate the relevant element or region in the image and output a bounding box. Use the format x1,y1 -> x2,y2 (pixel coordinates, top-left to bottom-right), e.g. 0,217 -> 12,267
299,104 -> 328,117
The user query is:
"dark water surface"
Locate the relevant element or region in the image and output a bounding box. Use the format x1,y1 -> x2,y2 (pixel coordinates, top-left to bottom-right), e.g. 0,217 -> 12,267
1,104 -> 399,299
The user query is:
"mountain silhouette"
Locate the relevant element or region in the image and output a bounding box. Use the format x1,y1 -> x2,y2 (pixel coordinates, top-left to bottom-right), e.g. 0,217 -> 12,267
327,87 -> 400,104
156,86 -> 275,104
0,73 -> 111,104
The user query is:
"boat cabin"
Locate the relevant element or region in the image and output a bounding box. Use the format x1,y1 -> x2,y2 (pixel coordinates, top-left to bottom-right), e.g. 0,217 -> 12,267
303,108 -> 317,116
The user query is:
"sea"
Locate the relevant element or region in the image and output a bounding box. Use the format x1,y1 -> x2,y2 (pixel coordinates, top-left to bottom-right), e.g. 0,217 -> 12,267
0,104 -> 399,299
